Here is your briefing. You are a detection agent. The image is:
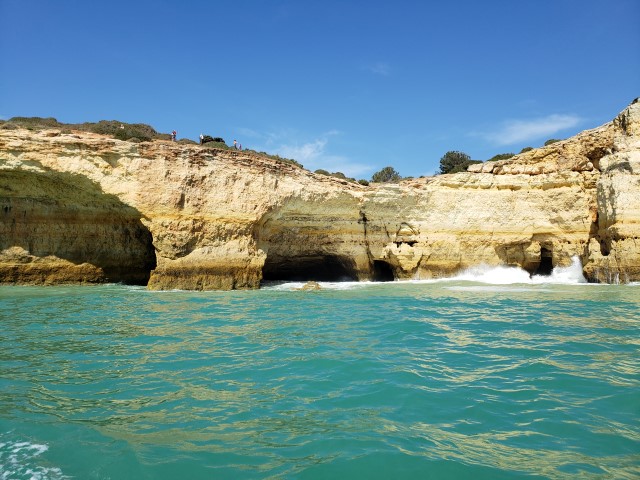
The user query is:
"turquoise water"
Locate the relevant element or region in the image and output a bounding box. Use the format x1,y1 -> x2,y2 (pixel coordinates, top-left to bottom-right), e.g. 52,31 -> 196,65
1,275 -> 639,479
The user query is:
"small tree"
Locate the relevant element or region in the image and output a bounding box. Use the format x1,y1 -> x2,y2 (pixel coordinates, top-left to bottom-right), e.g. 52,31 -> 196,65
371,166 -> 401,183
439,151 -> 473,174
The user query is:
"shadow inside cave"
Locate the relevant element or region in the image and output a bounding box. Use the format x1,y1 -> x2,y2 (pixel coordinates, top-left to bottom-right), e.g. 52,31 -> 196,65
261,254 -> 358,282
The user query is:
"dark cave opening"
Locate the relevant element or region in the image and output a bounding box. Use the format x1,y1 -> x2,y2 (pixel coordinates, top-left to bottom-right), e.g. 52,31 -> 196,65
261,254 -> 358,282
372,260 -> 395,282
534,247 -> 554,276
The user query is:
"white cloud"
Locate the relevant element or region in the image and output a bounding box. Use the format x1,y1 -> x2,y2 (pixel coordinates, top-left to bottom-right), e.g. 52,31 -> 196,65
277,138 -> 370,177
483,114 -> 583,145
279,138 -> 328,163
236,127 -> 372,178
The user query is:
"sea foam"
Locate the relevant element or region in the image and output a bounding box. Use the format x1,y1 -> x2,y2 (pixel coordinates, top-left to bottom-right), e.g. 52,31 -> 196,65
0,435 -> 67,480
455,256 -> 587,285
264,257 -> 588,291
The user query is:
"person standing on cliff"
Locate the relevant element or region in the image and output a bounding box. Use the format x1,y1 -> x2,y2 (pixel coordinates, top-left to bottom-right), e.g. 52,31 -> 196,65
171,130 -> 177,141
233,139 -> 238,150
199,133 -> 204,145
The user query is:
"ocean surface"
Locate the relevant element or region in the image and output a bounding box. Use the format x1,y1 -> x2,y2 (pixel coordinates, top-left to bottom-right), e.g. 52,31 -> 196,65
1,262 -> 639,479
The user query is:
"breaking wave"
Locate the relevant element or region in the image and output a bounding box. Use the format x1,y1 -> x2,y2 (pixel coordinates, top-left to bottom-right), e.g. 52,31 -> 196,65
263,257 -> 588,291
453,256 -> 587,285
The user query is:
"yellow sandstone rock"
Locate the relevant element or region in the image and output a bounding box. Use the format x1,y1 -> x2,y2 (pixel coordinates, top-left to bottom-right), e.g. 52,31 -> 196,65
1,99 -> 638,288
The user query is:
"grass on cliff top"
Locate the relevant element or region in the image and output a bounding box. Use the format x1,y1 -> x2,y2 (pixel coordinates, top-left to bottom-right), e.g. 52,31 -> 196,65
1,116 -> 171,143
1,116 -> 307,171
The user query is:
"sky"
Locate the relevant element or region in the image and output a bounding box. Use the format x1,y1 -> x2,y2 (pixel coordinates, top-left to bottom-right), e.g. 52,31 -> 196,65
1,0 -> 638,179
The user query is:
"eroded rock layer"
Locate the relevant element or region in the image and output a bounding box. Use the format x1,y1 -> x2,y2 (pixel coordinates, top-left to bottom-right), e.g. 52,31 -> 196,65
1,100 -> 638,288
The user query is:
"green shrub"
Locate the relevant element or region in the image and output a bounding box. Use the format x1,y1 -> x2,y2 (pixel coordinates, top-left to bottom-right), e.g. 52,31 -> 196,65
438,151 -> 481,174
202,141 -> 230,150
85,120 -> 157,142
357,179 -> 370,186
7,116 -> 62,128
439,151 -> 468,174
544,138 -> 561,146
487,153 -> 514,162
520,146 -> 533,153
314,169 -> 357,182
201,135 -> 225,145
371,166 -> 401,183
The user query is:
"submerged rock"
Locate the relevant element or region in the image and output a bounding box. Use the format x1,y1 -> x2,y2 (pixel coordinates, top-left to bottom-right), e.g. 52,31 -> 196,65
298,281 -> 322,291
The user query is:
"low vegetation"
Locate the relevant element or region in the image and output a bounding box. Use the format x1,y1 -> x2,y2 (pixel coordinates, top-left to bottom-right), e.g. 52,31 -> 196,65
487,153 -> 515,162
314,169 -> 368,185
2,117 -> 169,142
1,117 -> 567,181
439,151 -> 482,174
371,166 -> 402,183
1,116 -> 305,170
201,135 -> 225,145
202,141 -> 232,150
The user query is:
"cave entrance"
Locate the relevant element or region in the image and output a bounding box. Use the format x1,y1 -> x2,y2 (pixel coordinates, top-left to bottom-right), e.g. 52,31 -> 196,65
372,260 -> 395,282
534,247 -> 554,276
261,254 -> 358,282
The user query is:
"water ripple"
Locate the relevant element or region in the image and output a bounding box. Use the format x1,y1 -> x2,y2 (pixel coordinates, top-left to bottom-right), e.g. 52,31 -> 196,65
0,283 -> 638,479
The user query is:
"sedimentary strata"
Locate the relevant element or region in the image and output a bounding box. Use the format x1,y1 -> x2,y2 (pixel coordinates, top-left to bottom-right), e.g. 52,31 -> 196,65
1,100 -> 638,288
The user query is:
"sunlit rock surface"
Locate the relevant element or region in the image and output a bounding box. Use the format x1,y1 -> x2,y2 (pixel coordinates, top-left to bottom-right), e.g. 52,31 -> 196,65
1,100 -> 638,288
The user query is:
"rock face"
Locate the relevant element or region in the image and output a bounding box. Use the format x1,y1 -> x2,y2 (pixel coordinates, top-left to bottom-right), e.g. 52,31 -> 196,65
1,100 -> 639,288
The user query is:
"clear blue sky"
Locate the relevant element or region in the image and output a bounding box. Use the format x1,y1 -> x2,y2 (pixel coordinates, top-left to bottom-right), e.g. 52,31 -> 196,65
1,0 -> 638,178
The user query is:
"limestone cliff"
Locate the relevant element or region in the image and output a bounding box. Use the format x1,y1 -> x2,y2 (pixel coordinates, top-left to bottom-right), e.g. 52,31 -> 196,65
1,100 -> 638,288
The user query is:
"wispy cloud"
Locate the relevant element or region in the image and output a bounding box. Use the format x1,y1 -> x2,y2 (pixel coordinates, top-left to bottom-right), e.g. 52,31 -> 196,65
365,62 -> 391,76
277,136 -> 371,177
239,127 -> 371,178
279,138 -> 328,163
482,114 -> 583,145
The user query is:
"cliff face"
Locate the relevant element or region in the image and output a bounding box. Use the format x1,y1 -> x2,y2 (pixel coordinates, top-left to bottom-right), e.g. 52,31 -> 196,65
1,100 -> 638,288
